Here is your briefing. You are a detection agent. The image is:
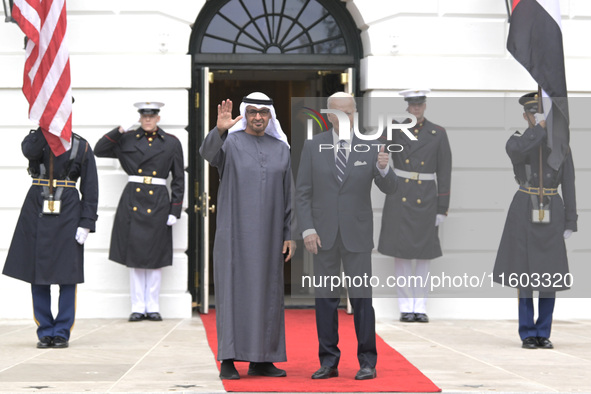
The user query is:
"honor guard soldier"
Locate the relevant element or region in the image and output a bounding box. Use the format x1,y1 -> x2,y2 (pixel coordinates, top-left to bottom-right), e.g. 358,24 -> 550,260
378,89 -> 452,323
3,128 -> 99,348
493,92 -> 577,349
95,102 -> 184,322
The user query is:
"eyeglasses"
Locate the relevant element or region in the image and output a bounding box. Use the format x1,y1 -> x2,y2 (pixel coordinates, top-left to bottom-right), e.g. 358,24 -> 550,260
246,108 -> 271,117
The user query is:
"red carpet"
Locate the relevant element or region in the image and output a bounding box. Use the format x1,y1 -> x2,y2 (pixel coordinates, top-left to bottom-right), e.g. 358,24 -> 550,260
200,309 -> 441,392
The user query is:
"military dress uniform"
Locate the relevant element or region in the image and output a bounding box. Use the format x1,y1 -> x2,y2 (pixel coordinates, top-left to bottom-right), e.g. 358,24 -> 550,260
493,92 -> 577,349
94,102 -> 184,321
3,128 -> 99,348
378,89 -> 452,322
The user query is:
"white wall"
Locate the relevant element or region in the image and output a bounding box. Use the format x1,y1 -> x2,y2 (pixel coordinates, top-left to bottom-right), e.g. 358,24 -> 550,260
346,0 -> 591,320
1,0 -> 589,320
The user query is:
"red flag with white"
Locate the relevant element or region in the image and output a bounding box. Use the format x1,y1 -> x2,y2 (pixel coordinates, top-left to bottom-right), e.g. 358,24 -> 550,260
507,0 -> 569,170
12,0 -> 73,156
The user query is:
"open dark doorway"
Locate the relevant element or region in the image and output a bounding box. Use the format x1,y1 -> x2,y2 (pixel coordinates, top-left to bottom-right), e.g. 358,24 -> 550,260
187,0 -> 363,313
203,69 -> 346,307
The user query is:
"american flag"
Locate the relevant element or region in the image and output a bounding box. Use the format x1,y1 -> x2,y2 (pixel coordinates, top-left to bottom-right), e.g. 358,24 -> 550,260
12,0 -> 72,156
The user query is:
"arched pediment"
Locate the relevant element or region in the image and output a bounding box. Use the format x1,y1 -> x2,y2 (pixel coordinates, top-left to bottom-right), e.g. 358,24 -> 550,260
189,0 -> 361,67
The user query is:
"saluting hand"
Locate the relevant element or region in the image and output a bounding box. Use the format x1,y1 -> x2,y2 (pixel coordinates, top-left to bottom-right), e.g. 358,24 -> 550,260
377,145 -> 389,170
217,99 -> 243,134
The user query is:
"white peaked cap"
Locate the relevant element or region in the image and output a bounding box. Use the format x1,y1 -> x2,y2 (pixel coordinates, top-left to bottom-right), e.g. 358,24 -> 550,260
228,92 -> 289,147
134,101 -> 165,114
398,89 -> 431,98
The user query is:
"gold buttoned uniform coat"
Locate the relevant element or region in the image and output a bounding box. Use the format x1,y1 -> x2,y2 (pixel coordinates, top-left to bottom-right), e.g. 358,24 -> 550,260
95,127 -> 184,269
378,119 -> 452,260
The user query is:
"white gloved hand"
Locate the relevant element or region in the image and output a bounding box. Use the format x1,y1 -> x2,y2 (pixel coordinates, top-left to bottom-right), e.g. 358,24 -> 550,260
166,214 -> 177,226
534,113 -> 546,125
563,229 -> 573,239
121,118 -> 140,132
435,214 -> 446,227
75,227 -> 90,245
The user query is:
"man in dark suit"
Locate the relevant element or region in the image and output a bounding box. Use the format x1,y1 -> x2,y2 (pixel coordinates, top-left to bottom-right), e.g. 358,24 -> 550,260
296,92 -> 397,380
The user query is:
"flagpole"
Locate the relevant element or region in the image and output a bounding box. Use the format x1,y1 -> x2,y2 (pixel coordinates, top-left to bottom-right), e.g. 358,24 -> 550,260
505,0 -> 512,23
537,85 -> 545,222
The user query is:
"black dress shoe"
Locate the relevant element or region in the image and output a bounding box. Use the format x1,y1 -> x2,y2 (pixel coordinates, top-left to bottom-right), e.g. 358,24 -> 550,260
522,337 -> 538,349
248,362 -> 286,377
36,336 -> 53,349
53,336 -> 69,348
128,312 -> 145,322
311,366 -> 338,379
220,360 -> 240,380
146,312 -> 163,321
355,367 -> 377,380
537,337 -> 554,349
400,312 -> 415,323
414,313 -> 429,323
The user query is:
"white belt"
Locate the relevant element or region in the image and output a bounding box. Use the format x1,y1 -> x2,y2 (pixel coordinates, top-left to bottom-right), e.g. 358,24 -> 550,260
128,175 -> 167,185
394,168 -> 436,181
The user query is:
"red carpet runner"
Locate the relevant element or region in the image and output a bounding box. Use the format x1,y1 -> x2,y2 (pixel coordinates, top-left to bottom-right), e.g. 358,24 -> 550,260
200,309 -> 441,392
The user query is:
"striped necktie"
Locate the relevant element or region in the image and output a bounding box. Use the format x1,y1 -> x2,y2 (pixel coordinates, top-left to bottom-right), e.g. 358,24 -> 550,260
336,140 -> 347,183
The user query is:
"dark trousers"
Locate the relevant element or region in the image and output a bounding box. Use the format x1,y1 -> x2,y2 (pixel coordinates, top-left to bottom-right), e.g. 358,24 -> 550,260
31,284 -> 77,340
314,232 -> 377,369
518,290 -> 556,340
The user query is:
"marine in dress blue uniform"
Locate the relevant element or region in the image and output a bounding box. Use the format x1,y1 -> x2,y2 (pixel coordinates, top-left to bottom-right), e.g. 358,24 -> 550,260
3,128 -> 99,348
378,89 -> 452,323
493,92 -> 577,349
94,102 -> 184,322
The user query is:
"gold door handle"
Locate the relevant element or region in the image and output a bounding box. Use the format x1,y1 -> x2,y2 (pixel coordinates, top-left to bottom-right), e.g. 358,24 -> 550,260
195,195 -> 202,213
209,204 -> 216,214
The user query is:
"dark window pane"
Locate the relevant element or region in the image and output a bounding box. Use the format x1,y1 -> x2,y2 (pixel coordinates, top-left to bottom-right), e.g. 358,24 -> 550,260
281,23 -> 305,47
285,44 -> 312,54
235,44 -> 262,53
219,0 -> 250,27
308,15 -> 337,42
283,0 -> 305,19
315,38 -> 346,54
205,14 -> 239,40
237,31 -> 262,50
246,0 -> 265,19
201,37 -> 235,53
300,0 -> 324,25
200,0 -> 349,55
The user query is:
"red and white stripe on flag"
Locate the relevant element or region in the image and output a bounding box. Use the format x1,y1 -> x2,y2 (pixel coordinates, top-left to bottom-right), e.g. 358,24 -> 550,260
12,0 -> 72,156
512,0 -> 561,27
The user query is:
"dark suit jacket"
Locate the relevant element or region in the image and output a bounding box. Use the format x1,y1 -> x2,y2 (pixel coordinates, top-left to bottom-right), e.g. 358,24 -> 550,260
295,130 -> 397,253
